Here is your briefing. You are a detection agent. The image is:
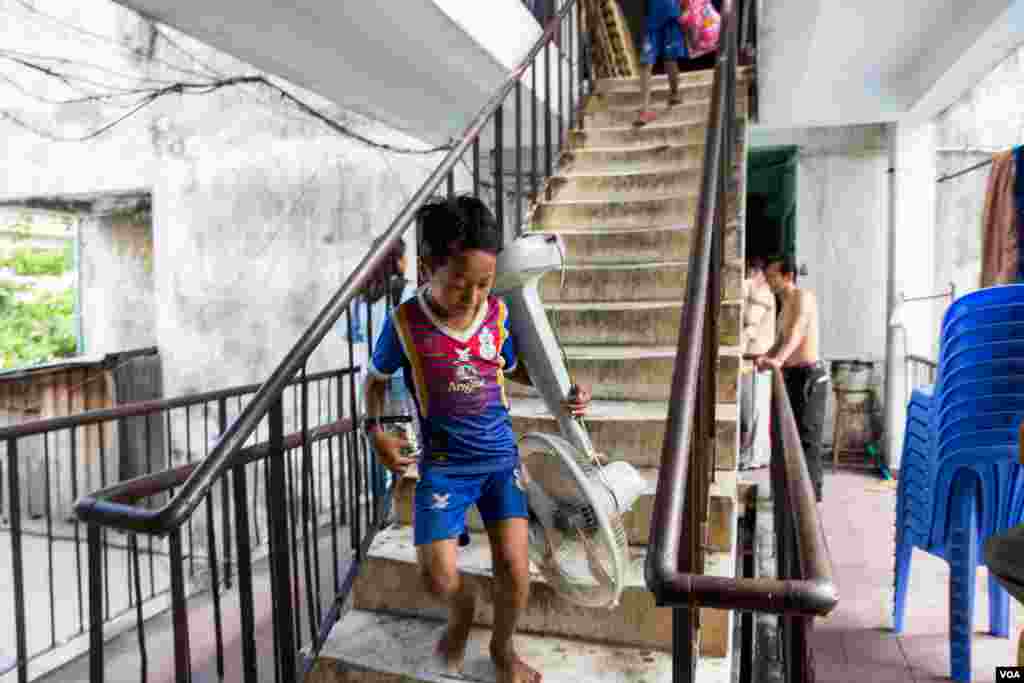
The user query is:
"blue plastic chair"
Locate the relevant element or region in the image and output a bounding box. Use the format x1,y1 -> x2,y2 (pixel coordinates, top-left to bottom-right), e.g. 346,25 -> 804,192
893,286 -> 1024,681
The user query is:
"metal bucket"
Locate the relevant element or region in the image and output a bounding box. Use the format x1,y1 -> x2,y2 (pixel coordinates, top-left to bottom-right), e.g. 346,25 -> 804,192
831,359 -> 874,392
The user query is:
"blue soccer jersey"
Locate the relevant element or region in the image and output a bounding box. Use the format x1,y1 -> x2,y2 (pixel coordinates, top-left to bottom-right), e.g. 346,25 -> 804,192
369,289 -> 520,474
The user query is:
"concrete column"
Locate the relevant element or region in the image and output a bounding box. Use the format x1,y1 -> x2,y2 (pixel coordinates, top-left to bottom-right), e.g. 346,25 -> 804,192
885,121 -> 938,471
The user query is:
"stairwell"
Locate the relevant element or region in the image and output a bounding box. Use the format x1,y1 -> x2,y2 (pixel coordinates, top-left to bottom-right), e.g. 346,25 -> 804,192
310,65 -> 751,683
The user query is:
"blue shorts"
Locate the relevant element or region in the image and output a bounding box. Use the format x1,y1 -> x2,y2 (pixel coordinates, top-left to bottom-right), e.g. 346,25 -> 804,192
413,465 -> 528,546
641,20 -> 687,65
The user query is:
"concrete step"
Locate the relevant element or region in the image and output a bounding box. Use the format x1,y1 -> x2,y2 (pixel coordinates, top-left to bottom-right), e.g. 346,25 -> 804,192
569,118 -> 745,150
309,609 -> 679,682
392,465 -> 659,546
508,398 -> 738,472
589,80 -> 717,108
351,526 -> 673,650
544,224 -> 692,264
534,220 -> 742,269
536,259 -> 743,305
538,260 -> 688,303
559,143 -> 704,174
583,96 -> 748,128
592,66 -> 753,94
547,167 -> 702,201
558,142 -> 744,176
531,194 -> 739,231
505,345 -> 741,404
545,299 -> 741,348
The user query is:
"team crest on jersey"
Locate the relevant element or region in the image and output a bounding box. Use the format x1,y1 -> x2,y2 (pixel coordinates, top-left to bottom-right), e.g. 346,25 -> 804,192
449,349 -> 485,395
477,326 -> 497,360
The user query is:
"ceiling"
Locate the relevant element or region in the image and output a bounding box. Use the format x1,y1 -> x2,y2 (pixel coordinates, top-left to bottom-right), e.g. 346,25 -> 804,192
756,0 -> 1024,128
109,0 -> 546,147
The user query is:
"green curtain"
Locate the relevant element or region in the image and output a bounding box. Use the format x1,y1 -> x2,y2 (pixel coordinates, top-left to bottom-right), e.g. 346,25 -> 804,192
746,146 -> 797,261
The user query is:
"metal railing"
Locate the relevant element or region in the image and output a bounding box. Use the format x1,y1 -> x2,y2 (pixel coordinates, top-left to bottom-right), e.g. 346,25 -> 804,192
1,362 -> 361,683
644,0 -> 837,680
56,3 -> 587,682
906,354 -> 938,399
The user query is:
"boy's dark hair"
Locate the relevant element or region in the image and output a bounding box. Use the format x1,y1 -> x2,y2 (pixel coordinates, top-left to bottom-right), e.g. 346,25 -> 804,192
746,255 -> 767,272
767,255 -> 798,278
416,195 -> 502,267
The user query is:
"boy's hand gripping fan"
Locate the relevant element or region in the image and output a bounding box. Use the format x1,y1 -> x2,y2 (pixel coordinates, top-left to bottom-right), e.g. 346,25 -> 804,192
493,233 -> 647,609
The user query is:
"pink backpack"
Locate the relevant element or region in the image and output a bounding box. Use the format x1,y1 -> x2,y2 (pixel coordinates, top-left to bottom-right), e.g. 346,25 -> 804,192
679,0 -> 721,59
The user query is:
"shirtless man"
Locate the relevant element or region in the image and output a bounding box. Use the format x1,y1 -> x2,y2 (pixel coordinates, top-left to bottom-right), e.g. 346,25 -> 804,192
755,256 -> 829,502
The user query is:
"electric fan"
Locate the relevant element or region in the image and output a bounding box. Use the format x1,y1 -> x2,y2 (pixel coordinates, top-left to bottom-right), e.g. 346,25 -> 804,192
494,233 -> 647,608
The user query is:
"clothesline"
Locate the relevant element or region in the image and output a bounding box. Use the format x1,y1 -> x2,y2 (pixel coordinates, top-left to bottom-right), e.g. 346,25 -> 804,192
936,157 -> 994,183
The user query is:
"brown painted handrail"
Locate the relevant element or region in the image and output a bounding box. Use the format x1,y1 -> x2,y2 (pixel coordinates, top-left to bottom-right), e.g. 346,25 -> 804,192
72,1 -> 580,536
644,0 -> 837,618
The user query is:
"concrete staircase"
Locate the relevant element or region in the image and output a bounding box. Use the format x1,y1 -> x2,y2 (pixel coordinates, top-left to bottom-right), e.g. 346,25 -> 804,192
310,66 -> 750,683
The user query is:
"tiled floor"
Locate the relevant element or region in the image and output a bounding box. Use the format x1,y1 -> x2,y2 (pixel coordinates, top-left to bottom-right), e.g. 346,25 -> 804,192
748,468 -> 1022,682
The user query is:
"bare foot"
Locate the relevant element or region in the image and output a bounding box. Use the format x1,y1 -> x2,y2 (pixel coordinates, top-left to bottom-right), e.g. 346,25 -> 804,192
491,644 -> 542,683
434,597 -> 475,673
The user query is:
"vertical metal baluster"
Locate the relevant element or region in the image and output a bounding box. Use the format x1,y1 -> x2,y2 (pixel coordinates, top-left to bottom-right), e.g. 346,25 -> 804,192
325,379 -> 341,593
218,397 -> 232,589
447,170 -> 455,198
515,79 -> 523,237
557,17 -> 564,151
87,523 -> 104,683
43,431 -> 57,648
347,322 -> 362,555
205,493 -> 226,682
98,413 -> 111,621
8,440 -> 28,683
342,304 -> 357,529
568,8 -> 575,130
266,397 -> 297,681
545,37 -> 552,178
288,384 -> 303,652
673,608 -> 696,683
130,535 -> 148,683
185,406 -> 194,577
531,56 -> 539,200
577,1 -> 585,97
300,366 -> 319,642
233,464 -> 258,683
168,529 -> 191,683
70,426 -> 85,632
473,138 -> 481,199
143,416 -> 156,598
494,103 -> 505,235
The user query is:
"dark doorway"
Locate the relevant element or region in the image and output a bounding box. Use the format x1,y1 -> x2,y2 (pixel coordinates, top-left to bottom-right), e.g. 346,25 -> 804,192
746,146 -> 797,263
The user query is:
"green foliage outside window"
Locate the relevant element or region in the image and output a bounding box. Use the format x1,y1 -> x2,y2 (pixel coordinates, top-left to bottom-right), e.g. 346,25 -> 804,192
0,284 -> 77,369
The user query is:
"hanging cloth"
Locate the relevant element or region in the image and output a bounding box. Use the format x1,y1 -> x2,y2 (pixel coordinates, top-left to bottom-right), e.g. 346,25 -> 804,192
980,149 -> 1018,287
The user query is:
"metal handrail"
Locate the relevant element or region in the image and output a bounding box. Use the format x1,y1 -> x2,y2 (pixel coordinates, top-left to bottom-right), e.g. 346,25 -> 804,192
645,0 -> 838,618
73,1 -> 579,535
906,354 -> 938,370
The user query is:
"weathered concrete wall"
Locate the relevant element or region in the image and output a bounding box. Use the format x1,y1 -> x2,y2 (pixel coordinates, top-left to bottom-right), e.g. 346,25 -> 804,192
0,0 -> 450,408
80,207 -> 157,354
934,44 -> 1024,322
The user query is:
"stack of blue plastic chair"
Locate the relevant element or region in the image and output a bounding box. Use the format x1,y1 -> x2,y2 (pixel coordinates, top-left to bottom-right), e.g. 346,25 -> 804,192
893,284 -> 1024,682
